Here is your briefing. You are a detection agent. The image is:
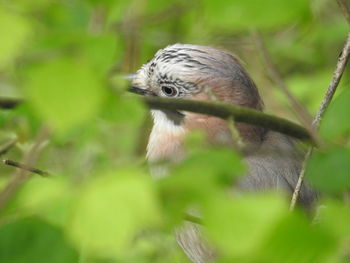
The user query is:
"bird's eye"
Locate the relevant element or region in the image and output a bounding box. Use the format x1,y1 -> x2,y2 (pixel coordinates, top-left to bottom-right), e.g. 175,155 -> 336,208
161,86 -> 178,97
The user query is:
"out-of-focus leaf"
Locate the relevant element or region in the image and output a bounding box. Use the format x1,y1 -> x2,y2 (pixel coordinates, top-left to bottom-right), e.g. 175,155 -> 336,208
285,71 -> 333,114
158,146 -> 245,225
255,212 -> 337,263
82,34 -> 119,75
23,57 -> 104,132
320,89 -> 350,141
0,218 -> 78,263
203,194 -> 287,258
202,0 -> 311,31
11,177 -> 73,226
0,7 -> 32,68
101,94 -> 147,157
11,0 -> 52,12
306,147 -> 350,192
67,169 -> 161,258
318,200 -> 350,239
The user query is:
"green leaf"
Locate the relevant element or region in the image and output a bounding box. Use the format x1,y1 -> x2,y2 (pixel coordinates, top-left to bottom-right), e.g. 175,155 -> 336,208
203,194 -> 287,258
318,200 -> 350,240
67,169 -> 161,258
285,71 -> 333,114
320,89 -> 350,141
0,218 -> 78,263
158,147 -> 245,225
255,213 -> 337,263
82,34 -> 119,75
306,147 -> 350,193
0,7 -> 32,68
23,57 -> 104,132
11,177 -> 73,226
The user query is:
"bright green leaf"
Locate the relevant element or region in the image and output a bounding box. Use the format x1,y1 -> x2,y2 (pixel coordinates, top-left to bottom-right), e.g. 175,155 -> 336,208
23,57 -> 104,132
0,7 -> 32,68
203,193 -> 287,258
12,176 -> 73,226
318,200 -> 350,239
158,147 -> 245,225
67,169 -> 161,258
255,213 -> 337,263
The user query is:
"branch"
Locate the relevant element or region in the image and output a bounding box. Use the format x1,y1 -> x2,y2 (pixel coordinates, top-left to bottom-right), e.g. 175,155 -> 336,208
252,31 -> 318,143
142,96 -> 313,143
337,0 -> 350,25
313,32 -> 350,127
0,127 -> 50,212
290,32 -> 350,210
2,159 -> 50,177
0,138 -> 17,156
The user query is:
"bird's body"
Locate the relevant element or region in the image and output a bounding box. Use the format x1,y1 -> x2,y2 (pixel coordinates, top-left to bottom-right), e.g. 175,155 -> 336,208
131,44 -> 315,263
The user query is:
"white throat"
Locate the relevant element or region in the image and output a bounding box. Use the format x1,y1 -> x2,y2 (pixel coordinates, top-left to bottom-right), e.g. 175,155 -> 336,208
146,110 -> 186,162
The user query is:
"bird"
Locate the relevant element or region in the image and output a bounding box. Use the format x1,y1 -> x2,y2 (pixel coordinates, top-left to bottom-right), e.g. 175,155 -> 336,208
129,43 -> 316,263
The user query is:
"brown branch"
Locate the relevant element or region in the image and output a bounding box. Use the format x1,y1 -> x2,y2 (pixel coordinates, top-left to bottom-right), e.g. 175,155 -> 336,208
337,0 -> 350,25
290,32 -> 350,210
252,31 -> 317,142
0,139 -> 17,156
313,33 -> 350,127
0,127 -> 50,212
2,159 -> 49,177
142,96 -> 314,143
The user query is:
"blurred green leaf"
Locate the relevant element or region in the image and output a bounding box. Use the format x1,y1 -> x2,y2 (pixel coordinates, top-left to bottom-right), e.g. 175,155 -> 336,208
23,57 -> 104,132
82,34 -> 119,75
285,71 -> 333,114
67,169 -> 161,258
255,213 -> 336,263
320,89 -> 350,141
0,7 -> 32,68
318,200 -> 350,239
158,147 -> 245,225
306,147 -> 350,193
11,0 -> 52,12
202,0 -> 311,31
12,177 -> 73,226
0,218 -> 78,263
203,194 -> 287,258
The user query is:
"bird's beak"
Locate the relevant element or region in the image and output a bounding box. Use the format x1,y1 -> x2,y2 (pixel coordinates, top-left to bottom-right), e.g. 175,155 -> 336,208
128,86 -> 157,96
124,73 -> 157,97
123,73 -> 137,80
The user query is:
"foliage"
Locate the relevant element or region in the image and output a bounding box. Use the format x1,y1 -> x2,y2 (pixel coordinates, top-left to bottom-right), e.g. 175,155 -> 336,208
0,0 -> 349,263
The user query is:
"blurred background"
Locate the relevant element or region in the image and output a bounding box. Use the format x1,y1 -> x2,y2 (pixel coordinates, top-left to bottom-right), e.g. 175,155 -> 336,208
0,0 -> 349,263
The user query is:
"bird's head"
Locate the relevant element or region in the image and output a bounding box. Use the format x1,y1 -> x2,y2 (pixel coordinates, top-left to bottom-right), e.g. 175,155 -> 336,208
130,44 -> 265,144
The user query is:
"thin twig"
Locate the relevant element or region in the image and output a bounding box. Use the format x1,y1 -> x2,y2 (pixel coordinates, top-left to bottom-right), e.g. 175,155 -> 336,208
142,96 -> 314,143
0,127 -> 50,212
337,0 -> 350,25
252,31 -> 318,142
313,33 -> 350,128
290,32 -> 350,210
2,159 -> 49,177
0,138 -> 17,156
